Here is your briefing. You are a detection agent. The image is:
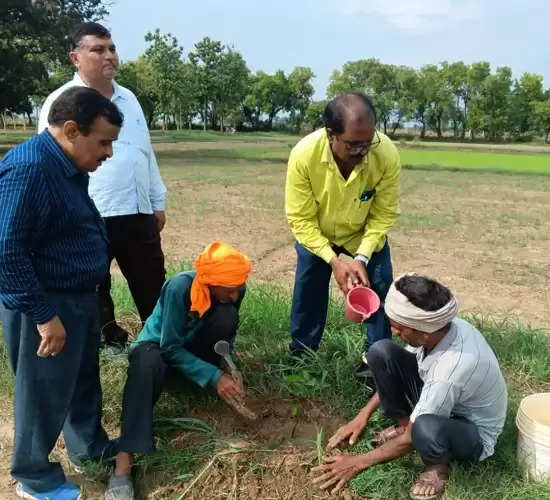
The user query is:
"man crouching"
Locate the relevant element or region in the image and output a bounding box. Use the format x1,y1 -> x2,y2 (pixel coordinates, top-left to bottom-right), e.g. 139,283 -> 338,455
105,242 -> 252,500
313,273 -> 507,499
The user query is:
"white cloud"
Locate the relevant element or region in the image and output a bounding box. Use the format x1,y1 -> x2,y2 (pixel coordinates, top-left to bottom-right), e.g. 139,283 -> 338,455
339,0 -> 481,32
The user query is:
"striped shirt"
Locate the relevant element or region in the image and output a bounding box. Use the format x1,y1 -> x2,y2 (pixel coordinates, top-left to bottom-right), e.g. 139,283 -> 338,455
0,131 -> 109,324
409,318 -> 508,460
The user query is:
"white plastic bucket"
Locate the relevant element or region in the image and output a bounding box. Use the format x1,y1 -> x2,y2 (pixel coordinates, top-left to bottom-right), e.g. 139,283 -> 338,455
516,393 -> 550,482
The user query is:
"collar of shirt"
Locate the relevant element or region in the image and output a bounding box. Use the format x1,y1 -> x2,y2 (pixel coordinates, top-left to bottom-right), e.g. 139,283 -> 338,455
319,129 -> 368,181
41,130 -> 83,178
72,73 -> 127,103
417,320 -> 458,372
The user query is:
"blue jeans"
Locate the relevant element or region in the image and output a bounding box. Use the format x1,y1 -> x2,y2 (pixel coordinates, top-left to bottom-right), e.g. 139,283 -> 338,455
289,239 -> 393,354
1,292 -> 114,492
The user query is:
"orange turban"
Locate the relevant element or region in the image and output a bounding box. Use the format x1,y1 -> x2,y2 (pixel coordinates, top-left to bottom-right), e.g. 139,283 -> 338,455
190,241 -> 252,317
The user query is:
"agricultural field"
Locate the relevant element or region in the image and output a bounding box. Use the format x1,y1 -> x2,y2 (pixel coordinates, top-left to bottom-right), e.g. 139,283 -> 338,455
1,132 -> 550,498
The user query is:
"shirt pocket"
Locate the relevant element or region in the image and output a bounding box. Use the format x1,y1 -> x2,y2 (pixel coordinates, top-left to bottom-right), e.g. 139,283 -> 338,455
348,196 -> 372,227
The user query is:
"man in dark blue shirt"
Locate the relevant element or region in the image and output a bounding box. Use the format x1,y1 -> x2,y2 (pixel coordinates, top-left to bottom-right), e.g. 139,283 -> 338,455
0,87 -> 123,500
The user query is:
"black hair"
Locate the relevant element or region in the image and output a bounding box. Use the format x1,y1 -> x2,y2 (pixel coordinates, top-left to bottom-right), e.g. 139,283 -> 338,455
323,92 -> 377,134
395,275 -> 452,312
47,87 -> 123,133
70,22 -> 111,50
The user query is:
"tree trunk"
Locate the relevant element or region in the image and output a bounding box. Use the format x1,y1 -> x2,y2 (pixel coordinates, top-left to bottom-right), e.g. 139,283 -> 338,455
203,97 -> 207,131
391,115 -> 401,136
420,121 -> 426,139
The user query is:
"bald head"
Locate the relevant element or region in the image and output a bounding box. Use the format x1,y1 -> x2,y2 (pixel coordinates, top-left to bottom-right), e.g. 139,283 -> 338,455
323,92 -> 376,134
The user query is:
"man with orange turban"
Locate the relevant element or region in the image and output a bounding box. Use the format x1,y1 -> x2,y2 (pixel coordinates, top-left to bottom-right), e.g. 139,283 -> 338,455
105,242 -> 252,500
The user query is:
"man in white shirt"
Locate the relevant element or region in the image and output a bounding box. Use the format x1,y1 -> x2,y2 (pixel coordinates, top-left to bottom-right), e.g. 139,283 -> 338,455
39,22 -> 167,345
313,273 -> 507,500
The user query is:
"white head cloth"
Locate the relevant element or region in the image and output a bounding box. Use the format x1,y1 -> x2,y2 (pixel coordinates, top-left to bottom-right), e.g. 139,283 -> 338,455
385,273 -> 459,333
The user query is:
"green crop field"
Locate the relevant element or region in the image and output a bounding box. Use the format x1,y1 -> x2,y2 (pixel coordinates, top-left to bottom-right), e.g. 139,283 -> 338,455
400,148 -> 550,175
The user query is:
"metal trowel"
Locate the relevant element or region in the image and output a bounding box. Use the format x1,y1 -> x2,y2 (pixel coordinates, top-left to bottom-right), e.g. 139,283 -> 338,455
213,340 -> 256,420
214,340 -> 243,386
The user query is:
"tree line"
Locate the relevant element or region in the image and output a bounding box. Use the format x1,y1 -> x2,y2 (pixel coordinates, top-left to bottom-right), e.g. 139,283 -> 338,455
2,1 -> 550,141
322,59 -> 550,142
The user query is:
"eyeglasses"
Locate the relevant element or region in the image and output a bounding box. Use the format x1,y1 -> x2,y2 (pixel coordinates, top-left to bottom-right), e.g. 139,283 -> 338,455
339,131 -> 381,154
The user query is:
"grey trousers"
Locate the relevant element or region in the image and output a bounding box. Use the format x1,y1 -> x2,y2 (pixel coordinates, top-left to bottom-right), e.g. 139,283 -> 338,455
1,292 -> 115,492
367,339 -> 484,464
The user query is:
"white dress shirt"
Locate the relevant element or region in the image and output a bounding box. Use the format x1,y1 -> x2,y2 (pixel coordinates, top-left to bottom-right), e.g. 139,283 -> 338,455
38,73 -> 167,217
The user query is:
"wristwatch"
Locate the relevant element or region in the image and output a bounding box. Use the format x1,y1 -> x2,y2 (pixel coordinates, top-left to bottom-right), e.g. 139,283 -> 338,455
354,254 -> 369,267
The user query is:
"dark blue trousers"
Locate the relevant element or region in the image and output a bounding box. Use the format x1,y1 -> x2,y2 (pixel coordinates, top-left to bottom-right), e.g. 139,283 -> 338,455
289,239 -> 393,354
1,292 -> 113,492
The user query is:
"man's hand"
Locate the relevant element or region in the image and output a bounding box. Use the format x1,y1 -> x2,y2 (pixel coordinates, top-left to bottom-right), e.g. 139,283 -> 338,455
36,316 -> 66,357
153,210 -> 166,232
330,257 -> 370,294
216,372 -> 245,403
327,413 -> 369,450
312,454 -> 367,494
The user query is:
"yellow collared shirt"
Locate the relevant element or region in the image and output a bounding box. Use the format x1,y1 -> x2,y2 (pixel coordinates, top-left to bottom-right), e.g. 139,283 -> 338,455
285,128 -> 401,263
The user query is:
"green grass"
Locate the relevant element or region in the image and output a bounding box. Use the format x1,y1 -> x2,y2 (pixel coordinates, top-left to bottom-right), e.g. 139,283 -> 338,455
400,148 -> 550,175
149,129 -> 299,144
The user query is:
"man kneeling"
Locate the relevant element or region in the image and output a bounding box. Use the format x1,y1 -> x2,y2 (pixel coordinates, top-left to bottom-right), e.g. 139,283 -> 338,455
105,242 -> 252,500
313,273 -> 507,499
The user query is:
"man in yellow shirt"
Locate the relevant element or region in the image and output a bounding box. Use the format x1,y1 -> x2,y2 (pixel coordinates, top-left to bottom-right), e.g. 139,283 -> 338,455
285,93 -> 400,375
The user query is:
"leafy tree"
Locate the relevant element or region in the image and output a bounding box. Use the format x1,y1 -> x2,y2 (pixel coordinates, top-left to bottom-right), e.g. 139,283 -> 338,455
242,73 -> 264,129
287,67 -> 315,132
471,66 -> 512,141
117,57 -> 157,127
0,0 -> 109,120
422,64 -> 453,138
442,61 -> 468,138
327,58 -> 396,133
211,48 -> 249,131
304,100 -> 327,130
188,37 -> 224,130
508,73 -> 544,138
144,30 -> 187,130
533,94 -> 550,143
464,62 -> 491,139
391,65 -> 417,135
260,70 -> 292,130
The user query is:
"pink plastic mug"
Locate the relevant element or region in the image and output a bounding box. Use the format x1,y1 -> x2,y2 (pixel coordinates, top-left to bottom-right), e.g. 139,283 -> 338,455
346,286 -> 381,322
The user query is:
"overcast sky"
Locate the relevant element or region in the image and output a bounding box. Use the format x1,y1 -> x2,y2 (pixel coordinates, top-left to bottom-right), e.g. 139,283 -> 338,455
105,0 -> 550,99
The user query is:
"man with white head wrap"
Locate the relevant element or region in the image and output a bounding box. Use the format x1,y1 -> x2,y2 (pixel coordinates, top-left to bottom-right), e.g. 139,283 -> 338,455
314,273 -> 507,500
